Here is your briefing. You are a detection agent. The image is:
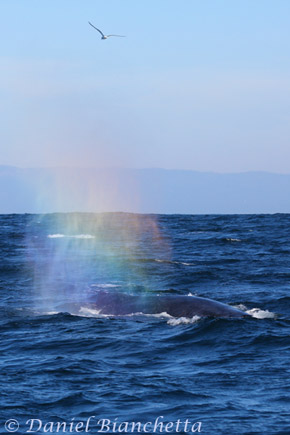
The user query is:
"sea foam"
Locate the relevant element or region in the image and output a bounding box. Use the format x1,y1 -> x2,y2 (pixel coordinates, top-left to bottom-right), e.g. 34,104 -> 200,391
246,308 -> 276,319
167,315 -> 201,326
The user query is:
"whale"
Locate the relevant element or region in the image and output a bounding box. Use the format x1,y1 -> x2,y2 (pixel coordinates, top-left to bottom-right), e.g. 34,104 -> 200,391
85,290 -> 249,318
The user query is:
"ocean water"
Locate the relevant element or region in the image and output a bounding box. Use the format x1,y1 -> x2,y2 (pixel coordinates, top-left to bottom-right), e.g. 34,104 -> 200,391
0,213 -> 289,435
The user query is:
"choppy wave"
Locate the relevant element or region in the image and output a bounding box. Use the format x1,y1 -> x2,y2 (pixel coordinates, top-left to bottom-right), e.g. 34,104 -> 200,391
154,259 -> 193,266
225,238 -> 242,242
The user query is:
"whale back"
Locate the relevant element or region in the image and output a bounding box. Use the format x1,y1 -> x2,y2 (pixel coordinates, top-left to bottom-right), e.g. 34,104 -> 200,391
89,291 -> 248,318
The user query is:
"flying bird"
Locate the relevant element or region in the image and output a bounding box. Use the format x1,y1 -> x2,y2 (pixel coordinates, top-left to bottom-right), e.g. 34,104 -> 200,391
88,22 -> 125,39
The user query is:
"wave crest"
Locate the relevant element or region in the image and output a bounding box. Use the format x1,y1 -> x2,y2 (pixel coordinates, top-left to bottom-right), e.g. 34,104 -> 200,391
47,234 -> 95,239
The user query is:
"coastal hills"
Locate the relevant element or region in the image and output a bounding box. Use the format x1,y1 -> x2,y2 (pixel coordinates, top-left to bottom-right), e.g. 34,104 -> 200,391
1,166 -> 289,214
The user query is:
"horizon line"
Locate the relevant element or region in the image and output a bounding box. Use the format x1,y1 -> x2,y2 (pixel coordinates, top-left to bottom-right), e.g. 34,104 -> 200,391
1,165 -> 290,176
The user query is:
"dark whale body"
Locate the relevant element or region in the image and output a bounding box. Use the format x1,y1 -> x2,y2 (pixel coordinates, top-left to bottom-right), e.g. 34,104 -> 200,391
88,291 -> 249,318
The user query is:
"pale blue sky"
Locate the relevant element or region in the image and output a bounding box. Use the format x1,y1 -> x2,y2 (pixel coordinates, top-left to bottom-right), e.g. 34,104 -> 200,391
1,0 -> 290,172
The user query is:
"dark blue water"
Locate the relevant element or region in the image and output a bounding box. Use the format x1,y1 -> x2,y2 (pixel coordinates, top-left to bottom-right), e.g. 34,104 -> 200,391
1,213 -> 289,434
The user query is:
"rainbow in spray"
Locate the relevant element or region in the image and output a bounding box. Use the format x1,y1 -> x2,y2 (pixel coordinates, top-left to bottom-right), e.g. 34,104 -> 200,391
25,170 -> 170,312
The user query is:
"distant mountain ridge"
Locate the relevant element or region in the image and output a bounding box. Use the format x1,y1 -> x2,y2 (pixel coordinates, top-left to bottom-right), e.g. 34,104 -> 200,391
0,166 -> 290,214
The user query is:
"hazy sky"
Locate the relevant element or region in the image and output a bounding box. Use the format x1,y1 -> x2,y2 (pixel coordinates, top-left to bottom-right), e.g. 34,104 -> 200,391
1,0 -> 290,173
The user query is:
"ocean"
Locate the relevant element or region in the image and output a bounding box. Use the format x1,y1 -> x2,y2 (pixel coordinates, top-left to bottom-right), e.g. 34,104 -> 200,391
0,213 -> 289,434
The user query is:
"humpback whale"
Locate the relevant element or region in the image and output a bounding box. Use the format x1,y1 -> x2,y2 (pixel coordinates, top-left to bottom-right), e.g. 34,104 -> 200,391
86,290 -> 249,318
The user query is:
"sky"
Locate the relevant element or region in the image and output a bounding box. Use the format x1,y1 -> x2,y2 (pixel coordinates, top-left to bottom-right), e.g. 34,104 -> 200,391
1,0 -> 290,173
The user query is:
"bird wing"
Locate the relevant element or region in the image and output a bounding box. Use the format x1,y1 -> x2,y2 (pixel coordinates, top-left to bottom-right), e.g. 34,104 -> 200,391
88,22 -> 105,37
107,34 -> 126,37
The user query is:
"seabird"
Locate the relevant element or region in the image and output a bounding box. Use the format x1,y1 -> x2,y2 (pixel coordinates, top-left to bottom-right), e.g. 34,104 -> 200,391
88,22 -> 125,39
